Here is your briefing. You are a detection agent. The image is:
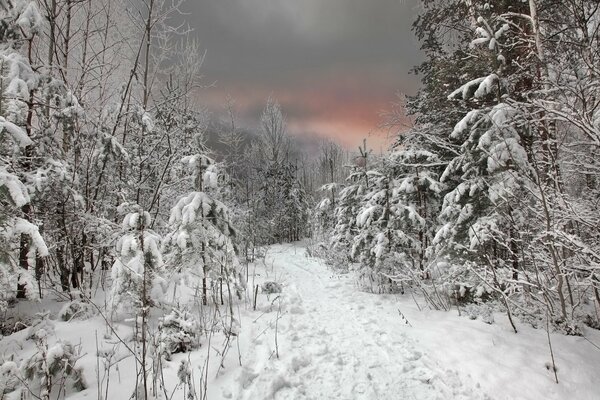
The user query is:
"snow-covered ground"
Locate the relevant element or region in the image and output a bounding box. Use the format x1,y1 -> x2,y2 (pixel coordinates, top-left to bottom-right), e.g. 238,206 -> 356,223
227,245 -> 490,400
221,244 -> 600,400
2,243 -> 600,399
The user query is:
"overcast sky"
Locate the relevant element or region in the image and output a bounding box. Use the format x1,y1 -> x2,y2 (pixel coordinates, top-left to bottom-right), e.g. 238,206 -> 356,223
182,0 -> 423,150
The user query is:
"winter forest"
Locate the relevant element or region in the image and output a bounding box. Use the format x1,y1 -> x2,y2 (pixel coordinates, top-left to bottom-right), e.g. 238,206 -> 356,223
1,0 -> 600,399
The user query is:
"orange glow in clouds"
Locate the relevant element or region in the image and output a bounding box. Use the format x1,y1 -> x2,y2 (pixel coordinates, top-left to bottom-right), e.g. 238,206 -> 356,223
200,68 -> 413,151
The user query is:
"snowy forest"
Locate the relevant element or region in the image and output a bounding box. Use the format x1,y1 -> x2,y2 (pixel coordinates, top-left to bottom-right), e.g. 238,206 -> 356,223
1,0 -> 600,399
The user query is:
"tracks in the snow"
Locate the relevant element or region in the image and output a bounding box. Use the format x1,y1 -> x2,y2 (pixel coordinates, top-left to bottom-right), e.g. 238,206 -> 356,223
234,244 -> 491,400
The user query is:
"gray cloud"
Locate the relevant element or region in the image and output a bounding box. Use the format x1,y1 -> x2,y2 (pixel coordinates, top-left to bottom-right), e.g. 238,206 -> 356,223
180,0 -> 423,148
183,0 -> 421,84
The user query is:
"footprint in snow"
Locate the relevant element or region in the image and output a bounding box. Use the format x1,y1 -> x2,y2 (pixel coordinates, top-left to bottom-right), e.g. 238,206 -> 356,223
314,343 -> 329,356
353,382 -> 368,394
270,374 -> 292,396
239,367 -> 259,389
290,354 -> 311,372
290,305 -> 305,314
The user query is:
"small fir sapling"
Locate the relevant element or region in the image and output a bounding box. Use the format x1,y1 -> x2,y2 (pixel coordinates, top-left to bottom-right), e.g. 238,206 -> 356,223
159,307 -> 201,360
177,360 -> 196,400
109,206 -> 165,317
261,281 -> 283,294
163,139 -> 242,305
58,301 -> 97,321
25,311 -> 55,341
0,360 -> 21,396
22,332 -> 86,397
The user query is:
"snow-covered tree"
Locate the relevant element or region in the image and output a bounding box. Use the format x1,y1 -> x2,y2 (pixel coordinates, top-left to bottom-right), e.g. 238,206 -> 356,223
163,136 -> 240,306
434,2 -> 531,269
402,0 -> 600,328
389,141 -> 445,275
350,163 -> 399,292
248,98 -> 312,244
109,207 -> 164,316
331,143 -> 371,264
0,0 -> 50,305
314,141 -> 346,235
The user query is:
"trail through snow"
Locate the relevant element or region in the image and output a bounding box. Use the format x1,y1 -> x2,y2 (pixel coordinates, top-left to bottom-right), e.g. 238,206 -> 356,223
231,244 -> 490,400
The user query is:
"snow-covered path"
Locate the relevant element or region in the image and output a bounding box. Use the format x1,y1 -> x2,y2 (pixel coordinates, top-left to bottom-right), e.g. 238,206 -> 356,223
232,244 -> 489,400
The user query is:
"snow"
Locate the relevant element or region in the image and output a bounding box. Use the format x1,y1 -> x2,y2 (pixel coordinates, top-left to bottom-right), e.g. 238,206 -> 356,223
448,78 -> 485,100
317,197 -> 331,210
0,117 -> 32,147
2,51 -> 36,101
169,192 -> 219,226
495,24 -> 510,39
141,112 -> 154,133
1,244 -> 600,400
16,2 -> 44,35
14,218 -> 48,258
203,165 -> 219,189
474,74 -> 498,98
223,245 -> 600,400
356,205 -> 379,227
399,177 -> 417,193
451,110 -> 480,139
475,27 -> 490,39
60,92 -> 84,119
0,167 -> 30,207
6,76 -> 29,99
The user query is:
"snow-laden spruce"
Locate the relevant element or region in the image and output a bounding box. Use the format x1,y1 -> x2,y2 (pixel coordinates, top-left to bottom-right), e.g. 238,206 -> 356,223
109,207 -> 165,316
162,141 -> 242,306
0,0 -> 51,308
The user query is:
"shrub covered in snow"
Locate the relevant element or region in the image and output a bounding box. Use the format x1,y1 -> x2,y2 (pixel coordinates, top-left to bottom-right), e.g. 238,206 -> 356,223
58,301 -> 97,321
308,241 -> 350,273
463,304 -> 495,324
159,307 -> 201,360
25,311 -> 55,341
21,336 -> 86,398
109,207 -> 165,317
0,360 -> 20,396
261,281 -> 283,294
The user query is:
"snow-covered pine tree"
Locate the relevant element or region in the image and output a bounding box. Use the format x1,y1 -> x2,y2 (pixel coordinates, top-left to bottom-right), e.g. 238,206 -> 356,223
109,206 -> 164,316
163,135 -> 241,306
0,0 -> 50,304
314,141 -> 345,236
278,161 -> 311,242
404,0 -> 600,327
350,160 -> 399,292
315,182 -> 339,235
109,206 -> 165,400
430,2 -> 535,309
331,142 -> 371,267
248,98 -> 311,244
346,139 -> 442,293
388,135 -> 446,276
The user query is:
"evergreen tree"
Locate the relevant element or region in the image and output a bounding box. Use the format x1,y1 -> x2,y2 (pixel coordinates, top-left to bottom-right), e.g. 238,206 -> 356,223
250,98 -> 311,244
162,135 -> 241,306
0,0 -> 50,304
109,207 -> 164,316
